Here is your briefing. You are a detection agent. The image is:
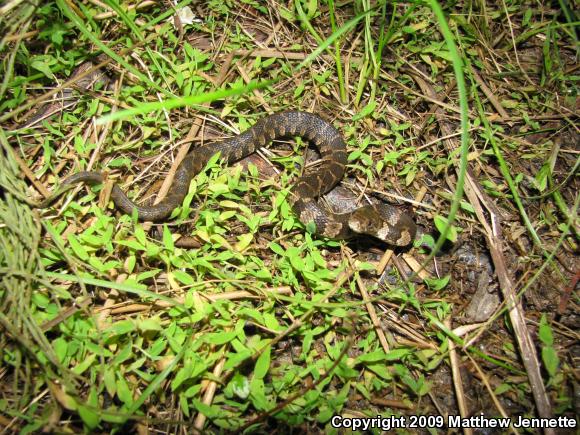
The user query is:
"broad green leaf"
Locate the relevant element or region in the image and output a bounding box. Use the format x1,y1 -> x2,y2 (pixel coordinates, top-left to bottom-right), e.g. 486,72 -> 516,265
104,368 -> 116,397
352,100 -> 377,120
541,347 -> 559,377
53,337 -> 68,363
163,225 -> 174,251
68,235 -> 89,260
433,215 -> 458,243
135,225 -> 147,245
107,320 -> 136,336
235,233 -> 253,252
253,347 -> 271,380
116,375 -> 133,405
192,400 -> 218,418
78,405 -> 99,429
172,270 -> 195,286
72,353 -> 96,375
424,275 -> 450,291
538,315 -> 554,345
137,317 -> 163,332
204,331 -> 237,345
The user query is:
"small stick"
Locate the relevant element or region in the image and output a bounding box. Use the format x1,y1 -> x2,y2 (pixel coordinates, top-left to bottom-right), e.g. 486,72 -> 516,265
446,319 -> 472,435
348,252 -> 390,351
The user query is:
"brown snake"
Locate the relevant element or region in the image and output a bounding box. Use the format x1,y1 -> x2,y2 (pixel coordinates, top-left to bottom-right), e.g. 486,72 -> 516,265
44,111 -> 417,246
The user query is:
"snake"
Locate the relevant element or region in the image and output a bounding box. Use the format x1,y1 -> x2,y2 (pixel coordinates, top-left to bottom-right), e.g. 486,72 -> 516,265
45,111 -> 417,246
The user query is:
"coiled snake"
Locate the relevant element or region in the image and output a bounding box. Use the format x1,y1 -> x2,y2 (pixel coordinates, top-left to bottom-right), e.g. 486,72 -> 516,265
46,111 -> 417,246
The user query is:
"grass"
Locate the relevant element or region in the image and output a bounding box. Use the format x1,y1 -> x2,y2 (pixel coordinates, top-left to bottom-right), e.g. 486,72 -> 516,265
1,0 -> 578,432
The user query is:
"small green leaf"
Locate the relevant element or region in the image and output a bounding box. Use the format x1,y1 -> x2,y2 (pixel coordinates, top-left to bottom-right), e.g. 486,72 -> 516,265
107,320 -> 136,336
107,157 -> 131,168
172,270 -> 195,286
356,350 -> 388,364
30,56 -> 55,79
117,239 -> 145,251
172,366 -> 193,391
249,378 -> 269,410
78,404 -> 100,429
68,235 -> 89,260
501,99 -> 519,109
163,225 -> 174,251
541,347 -> 559,377
434,215 -> 458,243
100,412 -> 128,424
204,331 -> 237,345
179,393 -> 190,418
125,255 -> 136,273
289,253 -> 305,271
72,353 -> 96,375
459,200 -> 475,214
352,100 -> 377,121
294,82 -> 305,98
302,333 -> 313,357
263,313 -> 281,331
137,317 -> 163,332
208,182 -> 229,195
494,383 -> 511,395
135,225 -> 147,245
356,260 -> 377,271
305,220 -> 317,234
279,6 -> 295,21
116,375 -> 133,405
253,347 -> 271,380
235,233 -> 253,252
424,275 -> 450,291
415,232 -> 435,250
53,337 -> 68,363
192,400 -> 218,418
533,164 -> 550,192
269,242 -> 285,256
523,8 -> 532,26
357,348 -> 410,364
538,315 -> 554,346
104,368 -> 116,397
366,363 -> 393,380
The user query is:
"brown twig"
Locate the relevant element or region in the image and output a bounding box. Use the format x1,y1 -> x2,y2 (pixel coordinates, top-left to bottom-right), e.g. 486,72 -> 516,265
446,319 -> 472,435
193,348 -> 226,431
466,354 -> 518,435
347,251 -> 390,351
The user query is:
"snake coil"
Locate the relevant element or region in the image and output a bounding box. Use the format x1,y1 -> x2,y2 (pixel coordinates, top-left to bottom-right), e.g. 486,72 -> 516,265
48,111 -> 417,246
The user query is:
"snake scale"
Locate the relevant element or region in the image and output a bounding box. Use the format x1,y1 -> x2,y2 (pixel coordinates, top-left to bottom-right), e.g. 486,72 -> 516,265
51,111 -> 417,246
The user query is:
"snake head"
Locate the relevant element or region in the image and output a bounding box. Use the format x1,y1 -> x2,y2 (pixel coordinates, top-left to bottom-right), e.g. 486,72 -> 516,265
348,204 -> 417,246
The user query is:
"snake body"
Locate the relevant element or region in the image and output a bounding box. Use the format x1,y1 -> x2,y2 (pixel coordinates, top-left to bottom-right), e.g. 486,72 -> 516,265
54,111 -> 416,246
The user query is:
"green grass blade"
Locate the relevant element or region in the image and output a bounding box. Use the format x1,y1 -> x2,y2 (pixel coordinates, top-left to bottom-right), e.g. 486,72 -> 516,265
96,79 -> 273,124
45,271 -> 186,308
425,0 -> 470,256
